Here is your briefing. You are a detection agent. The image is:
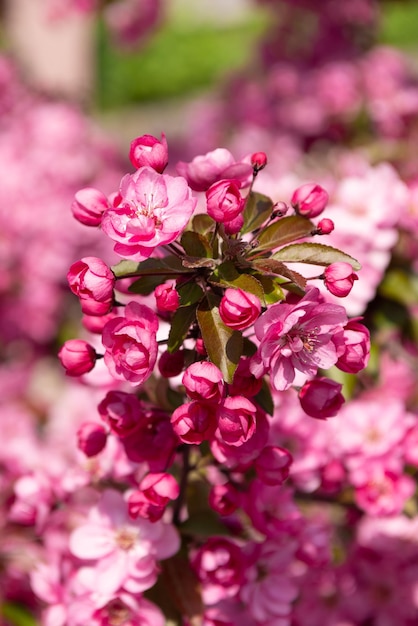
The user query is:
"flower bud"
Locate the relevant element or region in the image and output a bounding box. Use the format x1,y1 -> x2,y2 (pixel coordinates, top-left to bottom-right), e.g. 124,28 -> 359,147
219,288 -> 261,330
77,422 -> 107,457
71,187 -> 109,226
316,218 -> 334,234
171,401 -> 217,444
154,282 -> 180,312
128,472 -> 179,522
58,339 -> 97,377
206,179 -> 245,223
67,257 -> 115,316
129,133 -> 168,173
251,151 -> 268,172
291,183 -> 329,218
158,349 -> 185,378
182,361 -> 224,402
336,318 -> 370,374
216,396 -> 257,446
324,262 -> 358,297
254,445 -> 293,485
299,377 -> 345,419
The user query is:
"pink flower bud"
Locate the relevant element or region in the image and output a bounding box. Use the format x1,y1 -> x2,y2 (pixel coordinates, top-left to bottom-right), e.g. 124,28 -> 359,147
317,218 -> 334,234
336,318 -> 370,374
224,212 -> 244,235
219,288 -> 261,330
128,472 -> 179,522
71,187 -> 110,226
251,151 -> 268,171
98,390 -> 144,437
206,179 -> 245,223
182,362 -> 224,402
77,422 -> 107,457
208,483 -> 241,516
176,148 -> 252,192
324,262 -> 358,297
67,257 -> 115,316
129,133 -> 168,173
299,377 -> 345,419
195,338 -> 207,356
229,357 -> 263,398
254,445 -> 293,485
291,183 -> 329,218
158,349 -> 185,378
58,339 -> 97,377
216,396 -> 257,446
82,309 -> 119,334
171,401 -> 217,444
154,282 -> 180,312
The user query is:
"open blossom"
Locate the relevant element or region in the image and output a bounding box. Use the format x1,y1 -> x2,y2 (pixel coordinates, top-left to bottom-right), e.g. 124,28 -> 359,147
250,287 -> 347,391
102,301 -> 158,385
67,257 -> 115,316
69,489 -> 180,596
176,148 -> 253,192
101,166 -> 197,261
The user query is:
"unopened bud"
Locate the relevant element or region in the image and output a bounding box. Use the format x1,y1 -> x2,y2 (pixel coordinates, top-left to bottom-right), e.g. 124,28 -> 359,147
316,218 -> 334,235
251,151 -> 268,172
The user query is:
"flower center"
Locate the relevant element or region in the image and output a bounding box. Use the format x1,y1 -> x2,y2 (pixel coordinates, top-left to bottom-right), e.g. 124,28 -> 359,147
115,527 -> 138,551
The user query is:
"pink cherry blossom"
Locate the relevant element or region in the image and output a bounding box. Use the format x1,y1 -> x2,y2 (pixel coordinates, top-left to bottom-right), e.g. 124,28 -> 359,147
58,339 -> 97,377
101,166 -> 197,261
129,133 -> 168,173
154,281 -> 180,312
299,376 -> 345,419
67,257 -> 115,316
219,288 -> 261,330
206,179 -> 245,223
182,361 -> 224,402
176,148 -> 252,192
69,489 -> 179,596
128,473 -> 179,523
216,396 -> 257,447
250,287 -> 347,391
102,301 -> 158,385
323,262 -> 358,297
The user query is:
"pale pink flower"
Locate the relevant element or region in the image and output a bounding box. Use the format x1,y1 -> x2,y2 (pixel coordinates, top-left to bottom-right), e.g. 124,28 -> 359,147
351,461 -> 415,516
102,301 -> 158,385
67,257 -> 115,316
69,489 -> 180,596
129,133 -> 168,173
101,166 -> 197,261
219,288 -> 261,330
250,287 -> 347,391
176,148 -> 252,192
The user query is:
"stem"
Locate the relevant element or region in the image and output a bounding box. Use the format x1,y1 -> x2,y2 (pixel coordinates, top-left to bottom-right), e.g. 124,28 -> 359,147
172,446 -> 191,526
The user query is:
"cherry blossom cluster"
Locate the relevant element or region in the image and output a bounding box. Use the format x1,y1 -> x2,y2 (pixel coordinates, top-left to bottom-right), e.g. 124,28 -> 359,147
49,131 -> 372,624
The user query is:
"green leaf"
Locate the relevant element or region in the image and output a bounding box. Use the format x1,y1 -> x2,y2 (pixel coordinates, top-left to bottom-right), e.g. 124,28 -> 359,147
249,215 -> 315,254
209,261 -> 266,305
241,190 -> 274,234
254,378 -> 274,415
252,258 -> 307,292
196,294 -> 243,383
191,213 -> 215,236
181,231 -> 212,258
256,275 -> 285,304
272,242 -> 361,270
111,255 -> 191,278
128,274 -> 163,295
177,281 -> 204,307
1,603 -> 37,626
167,304 -> 197,353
